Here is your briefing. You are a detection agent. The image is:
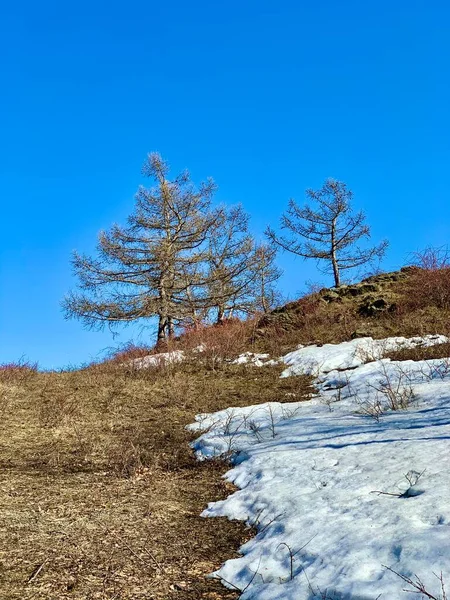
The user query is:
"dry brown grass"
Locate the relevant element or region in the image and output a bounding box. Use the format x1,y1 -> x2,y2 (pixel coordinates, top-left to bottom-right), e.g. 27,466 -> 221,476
253,302 -> 450,357
0,359 -> 313,599
6,263 -> 450,599
381,342 -> 450,363
399,248 -> 450,312
254,284 -> 450,356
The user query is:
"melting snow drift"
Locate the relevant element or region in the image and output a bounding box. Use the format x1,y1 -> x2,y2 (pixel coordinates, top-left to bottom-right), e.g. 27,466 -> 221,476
190,334 -> 450,600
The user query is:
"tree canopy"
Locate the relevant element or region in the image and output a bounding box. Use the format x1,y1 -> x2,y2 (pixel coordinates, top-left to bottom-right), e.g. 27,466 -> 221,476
266,178 -> 388,287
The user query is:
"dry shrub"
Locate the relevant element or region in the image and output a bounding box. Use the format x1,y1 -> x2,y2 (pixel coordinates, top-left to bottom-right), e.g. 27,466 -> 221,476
103,341 -> 154,364
256,294 -> 362,356
0,360 -> 39,417
368,362 -> 416,411
86,343 -> 182,384
400,247 -> 450,311
0,358 -> 38,384
100,319 -> 257,375
179,318 -> 256,368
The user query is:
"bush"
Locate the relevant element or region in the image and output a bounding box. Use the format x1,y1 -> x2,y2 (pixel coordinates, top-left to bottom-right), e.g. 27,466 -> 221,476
105,342 -> 154,364
179,318 -> 256,369
0,358 -> 38,384
400,247 -> 450,311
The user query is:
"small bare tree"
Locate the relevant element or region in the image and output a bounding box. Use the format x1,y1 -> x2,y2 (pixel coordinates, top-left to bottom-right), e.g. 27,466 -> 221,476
248,244 -> 282,314
266,178 -> 388,287
206,207 -> 282,322
207,205 -> 255,324
63,153 -> 219,344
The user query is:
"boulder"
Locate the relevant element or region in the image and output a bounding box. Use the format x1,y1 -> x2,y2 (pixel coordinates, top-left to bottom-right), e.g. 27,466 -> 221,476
358,297 -> 393,317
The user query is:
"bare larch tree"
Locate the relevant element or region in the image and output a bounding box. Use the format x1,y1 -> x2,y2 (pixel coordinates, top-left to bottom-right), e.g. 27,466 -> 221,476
207,205 -> 257,323
63,153 -> 218,343
266,178 -> 388,287
248,243 -> 282,313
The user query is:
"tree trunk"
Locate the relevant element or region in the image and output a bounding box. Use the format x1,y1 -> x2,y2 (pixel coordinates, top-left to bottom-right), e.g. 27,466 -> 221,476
217,305 -> 225,325
167,316 -> 175,338
157,315 -> 167,342
261,294 -> 269,314
261,274 -> 269,313
331,220 -> 341,287
331,252 -> 340,287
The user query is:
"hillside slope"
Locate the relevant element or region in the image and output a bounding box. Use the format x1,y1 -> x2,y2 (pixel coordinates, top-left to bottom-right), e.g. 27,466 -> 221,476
255,266 -> 450,354
2,266 -> 450,599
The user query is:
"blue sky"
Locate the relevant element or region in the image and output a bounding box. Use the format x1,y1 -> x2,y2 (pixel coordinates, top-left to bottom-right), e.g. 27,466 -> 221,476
1,1 -> 449,368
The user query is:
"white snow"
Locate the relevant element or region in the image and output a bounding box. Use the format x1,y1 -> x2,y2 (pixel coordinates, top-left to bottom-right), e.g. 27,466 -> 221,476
233,352 -> 279,367
190,334 -> 450,599
131,349 -> 278,369
281,334 -> 448,378
130,349 -> 185,368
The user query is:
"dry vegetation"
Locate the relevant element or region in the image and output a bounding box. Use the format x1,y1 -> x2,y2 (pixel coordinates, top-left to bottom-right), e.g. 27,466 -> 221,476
4,257 -> 450,599
252,300 -> 450,358
253,265 -> 450,355
0,357 -> 312,600
381,342 -> 450,362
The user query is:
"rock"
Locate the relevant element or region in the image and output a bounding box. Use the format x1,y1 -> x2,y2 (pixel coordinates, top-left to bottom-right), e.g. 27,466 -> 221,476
344,283 -> 380,297
320,290 -> 341,303
351,330 -> 372,339
358,297 -> 390,317
321,282 -> 381,301
257,268 -> 412,333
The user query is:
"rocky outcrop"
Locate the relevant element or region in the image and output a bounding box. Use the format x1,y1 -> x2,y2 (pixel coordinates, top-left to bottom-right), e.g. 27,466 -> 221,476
317,268 -> 417,316
257,268 -> 417,334
319,268 -> 415,304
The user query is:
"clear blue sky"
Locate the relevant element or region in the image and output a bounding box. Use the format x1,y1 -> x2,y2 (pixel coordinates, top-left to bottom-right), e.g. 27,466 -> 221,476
1,1 -> 449,369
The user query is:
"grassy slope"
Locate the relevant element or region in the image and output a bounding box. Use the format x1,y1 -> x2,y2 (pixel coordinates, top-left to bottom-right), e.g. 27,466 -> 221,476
254,267 -> 450,355
0,362 -> 312,599
2,265 -> 450,599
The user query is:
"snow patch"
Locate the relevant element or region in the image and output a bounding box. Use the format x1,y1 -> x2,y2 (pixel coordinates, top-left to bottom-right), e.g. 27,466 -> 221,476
130,348 -> 279,369
191,334 -> 450,599
281,334 -> 448,378
233,352 -> 279,367
130,350 -> 185,369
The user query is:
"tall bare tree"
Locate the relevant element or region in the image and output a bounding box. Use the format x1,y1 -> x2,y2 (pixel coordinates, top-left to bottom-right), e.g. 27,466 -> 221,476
266,178 -> 388,287
63,153 -> 218,343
